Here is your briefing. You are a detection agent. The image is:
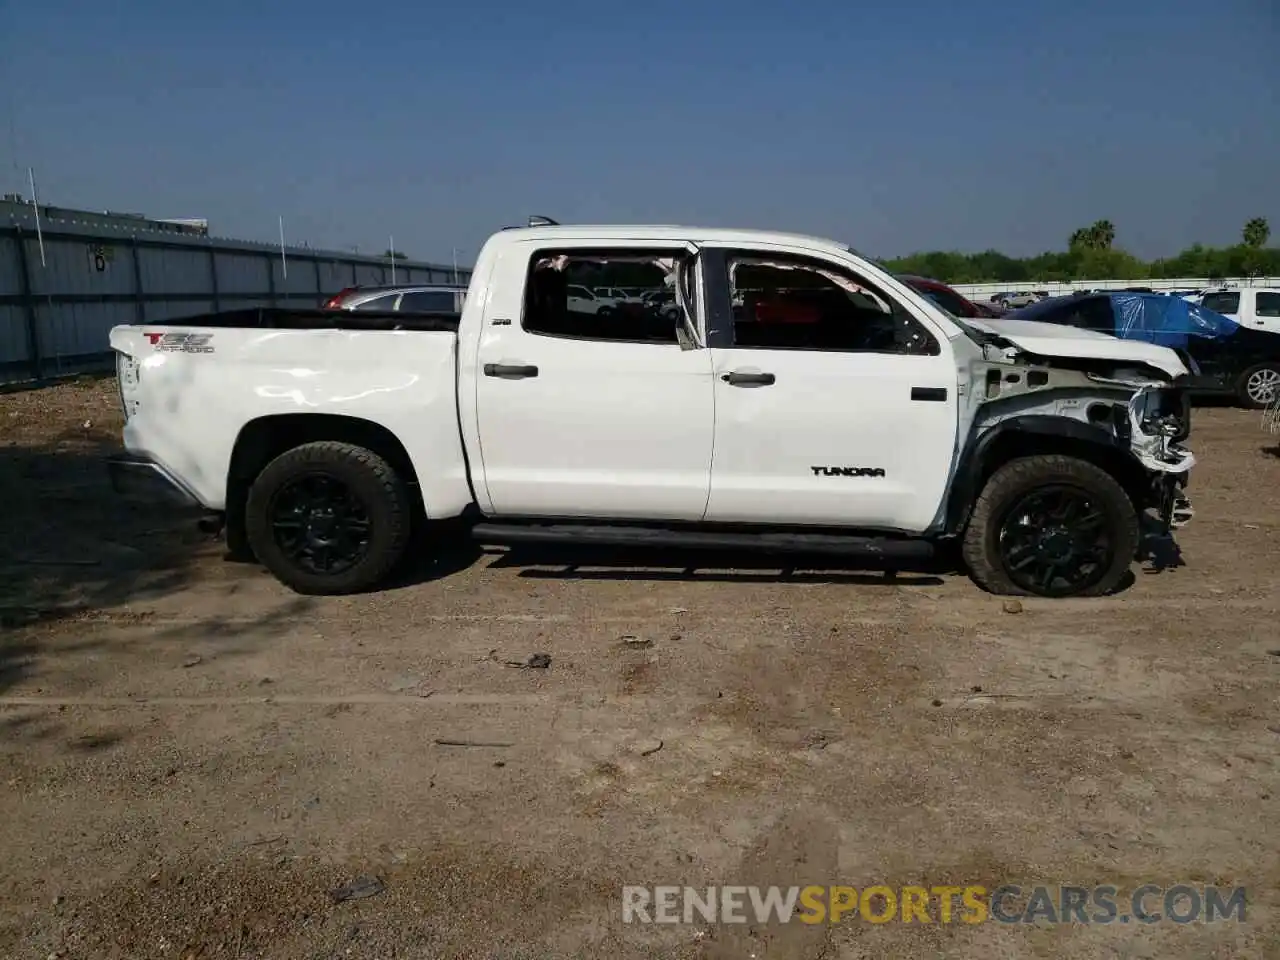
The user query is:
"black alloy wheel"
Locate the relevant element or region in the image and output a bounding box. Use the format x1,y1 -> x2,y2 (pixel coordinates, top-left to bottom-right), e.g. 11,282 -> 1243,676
996,484 -> 1112,597
269,472 -> 372,576
245,441 -> 411,595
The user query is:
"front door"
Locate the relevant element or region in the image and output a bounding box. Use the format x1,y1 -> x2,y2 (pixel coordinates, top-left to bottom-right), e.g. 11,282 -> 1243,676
470,241 -> 715,520
700,248 -> 960,533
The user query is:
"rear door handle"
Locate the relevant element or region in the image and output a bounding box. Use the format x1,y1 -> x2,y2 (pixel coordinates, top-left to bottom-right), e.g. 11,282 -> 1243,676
483,363 -> 539,379
722,371 -> 776,387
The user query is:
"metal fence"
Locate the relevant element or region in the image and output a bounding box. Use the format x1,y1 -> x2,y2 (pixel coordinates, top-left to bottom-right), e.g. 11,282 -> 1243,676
0,218 -> 471,386
953,277 -> 1280,300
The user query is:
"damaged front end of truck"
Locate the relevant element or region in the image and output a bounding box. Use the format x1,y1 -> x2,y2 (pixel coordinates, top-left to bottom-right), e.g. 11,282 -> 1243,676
957,322 -> 1196,539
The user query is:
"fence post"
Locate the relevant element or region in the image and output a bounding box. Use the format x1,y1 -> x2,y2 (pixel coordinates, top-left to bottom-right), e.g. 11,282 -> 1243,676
266,251 -> 277,306
314,258 -> 323,305
129,236 -> 145,324
209,245 -> 221,312
13,227 -> 43,382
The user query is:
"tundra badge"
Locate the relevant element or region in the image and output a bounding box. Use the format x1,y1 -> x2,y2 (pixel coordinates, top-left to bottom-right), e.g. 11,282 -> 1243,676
811,466 -> 886,477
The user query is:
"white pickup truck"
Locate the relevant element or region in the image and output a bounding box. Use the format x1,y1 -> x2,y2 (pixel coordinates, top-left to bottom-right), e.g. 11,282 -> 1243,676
1199,287 -> 1280,336
107,222 -> 1196,599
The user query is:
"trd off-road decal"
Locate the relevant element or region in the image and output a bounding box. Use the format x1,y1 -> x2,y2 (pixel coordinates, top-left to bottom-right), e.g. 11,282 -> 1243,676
810,466 -> 886,478
144,332 -> 215,354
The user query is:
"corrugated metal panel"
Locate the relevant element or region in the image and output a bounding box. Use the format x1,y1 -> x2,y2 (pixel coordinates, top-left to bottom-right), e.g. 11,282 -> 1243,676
0,235 -> 24,295
36,301 -> 135,361
216,254 -> 270,294
317,260 -> 356,294
217,298 -> 275,311
39,350 -> 114,379
354,264 -> 387,286
0,305 -> 32,374
27,236 -> 136,296
138,246 -> 212,294
269,258 -> 316,296
0,222 -> 470,383
144,301 -> 215,322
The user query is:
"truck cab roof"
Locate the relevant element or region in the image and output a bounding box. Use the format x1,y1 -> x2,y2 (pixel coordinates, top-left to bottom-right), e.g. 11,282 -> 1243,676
492,224 -> 853,253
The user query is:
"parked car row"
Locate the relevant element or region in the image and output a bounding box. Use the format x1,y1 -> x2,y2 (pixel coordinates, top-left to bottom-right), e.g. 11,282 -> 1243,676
1001,291 -> 1280,408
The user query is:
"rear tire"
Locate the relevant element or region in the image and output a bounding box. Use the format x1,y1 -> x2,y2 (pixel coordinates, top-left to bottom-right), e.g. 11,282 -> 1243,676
962,455 -> 1138,598
245,441 -> 411,595
1236,362 -> 1280,409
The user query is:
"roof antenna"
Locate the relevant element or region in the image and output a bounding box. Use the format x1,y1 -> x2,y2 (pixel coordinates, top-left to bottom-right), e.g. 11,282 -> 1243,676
527,215 -> 559,227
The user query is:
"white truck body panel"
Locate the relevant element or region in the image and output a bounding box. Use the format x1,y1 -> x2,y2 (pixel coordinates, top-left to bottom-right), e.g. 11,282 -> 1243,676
110,326 -> 473,515
969,317 -> 1188,377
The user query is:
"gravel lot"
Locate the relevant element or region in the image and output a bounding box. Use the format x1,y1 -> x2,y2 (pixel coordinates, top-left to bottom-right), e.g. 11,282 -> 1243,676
1,377 -> 1278,959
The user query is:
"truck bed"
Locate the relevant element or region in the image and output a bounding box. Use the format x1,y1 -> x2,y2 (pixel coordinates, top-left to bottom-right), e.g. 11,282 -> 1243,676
144,306 -> 462,333
110,310 -> 472,515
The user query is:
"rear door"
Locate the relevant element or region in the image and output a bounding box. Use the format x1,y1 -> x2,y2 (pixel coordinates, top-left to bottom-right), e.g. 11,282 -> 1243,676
1252,291 -> 1280,335
468,240 -> 716,520
700,246 -> 960,533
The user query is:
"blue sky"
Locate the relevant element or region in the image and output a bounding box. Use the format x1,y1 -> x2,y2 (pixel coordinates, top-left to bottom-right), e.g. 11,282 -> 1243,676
2,0 -> 1276,266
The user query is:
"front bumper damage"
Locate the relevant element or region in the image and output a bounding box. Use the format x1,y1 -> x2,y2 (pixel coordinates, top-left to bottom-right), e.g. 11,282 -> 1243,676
1128,383 -> 1195,537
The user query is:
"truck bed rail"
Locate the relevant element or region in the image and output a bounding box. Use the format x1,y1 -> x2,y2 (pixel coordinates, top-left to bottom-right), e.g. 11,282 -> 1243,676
140,307 -> 462,333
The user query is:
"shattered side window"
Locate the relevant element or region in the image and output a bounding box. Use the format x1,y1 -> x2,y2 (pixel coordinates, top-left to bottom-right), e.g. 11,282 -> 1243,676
522,249 -> 692,344
725,255 -> 938,355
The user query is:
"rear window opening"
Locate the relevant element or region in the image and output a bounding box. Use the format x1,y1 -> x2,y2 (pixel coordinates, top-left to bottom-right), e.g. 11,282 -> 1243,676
522,249 -> 694,344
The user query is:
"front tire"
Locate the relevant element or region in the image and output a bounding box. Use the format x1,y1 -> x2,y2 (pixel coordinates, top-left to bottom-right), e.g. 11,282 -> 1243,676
962,455 -> 1139,598
1236,362 -> 1280,409
245,441 -> 411,595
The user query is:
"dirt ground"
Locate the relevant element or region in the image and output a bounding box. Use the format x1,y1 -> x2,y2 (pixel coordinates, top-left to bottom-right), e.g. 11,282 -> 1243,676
1,377 -> 1278,959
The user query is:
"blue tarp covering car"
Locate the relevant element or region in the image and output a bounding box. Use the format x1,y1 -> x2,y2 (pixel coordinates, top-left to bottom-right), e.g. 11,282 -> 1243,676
1010,292 -> 1238,347
1110,293 -> 1238,348
1006,292 -> 1280,407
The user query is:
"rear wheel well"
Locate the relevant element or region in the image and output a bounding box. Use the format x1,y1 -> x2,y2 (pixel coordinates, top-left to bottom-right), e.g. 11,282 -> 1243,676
225,415 -> 420,558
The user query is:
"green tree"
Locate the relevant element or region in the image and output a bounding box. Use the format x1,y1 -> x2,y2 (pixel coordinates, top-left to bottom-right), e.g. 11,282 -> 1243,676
879,228 -> 1279,285
1243,217 -> 1270,248
384,249 -> 408,260
1090,219 -> 1115,250
1068,220 -> 1115,252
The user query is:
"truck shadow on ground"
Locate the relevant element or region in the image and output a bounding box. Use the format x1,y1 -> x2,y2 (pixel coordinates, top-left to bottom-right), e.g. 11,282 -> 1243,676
481,544 -> 950,587
0,432 -> 202,698
0,417 -> 312,749
389,528 -> 1182,592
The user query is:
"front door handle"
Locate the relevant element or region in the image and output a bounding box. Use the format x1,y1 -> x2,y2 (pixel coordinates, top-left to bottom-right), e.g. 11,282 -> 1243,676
911,386 -> 947,402
722,370 -> 776,387
483,363 -> 539,379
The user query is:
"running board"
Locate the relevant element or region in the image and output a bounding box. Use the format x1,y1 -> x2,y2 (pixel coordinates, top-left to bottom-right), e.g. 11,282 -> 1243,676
470,522 -> 935,561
